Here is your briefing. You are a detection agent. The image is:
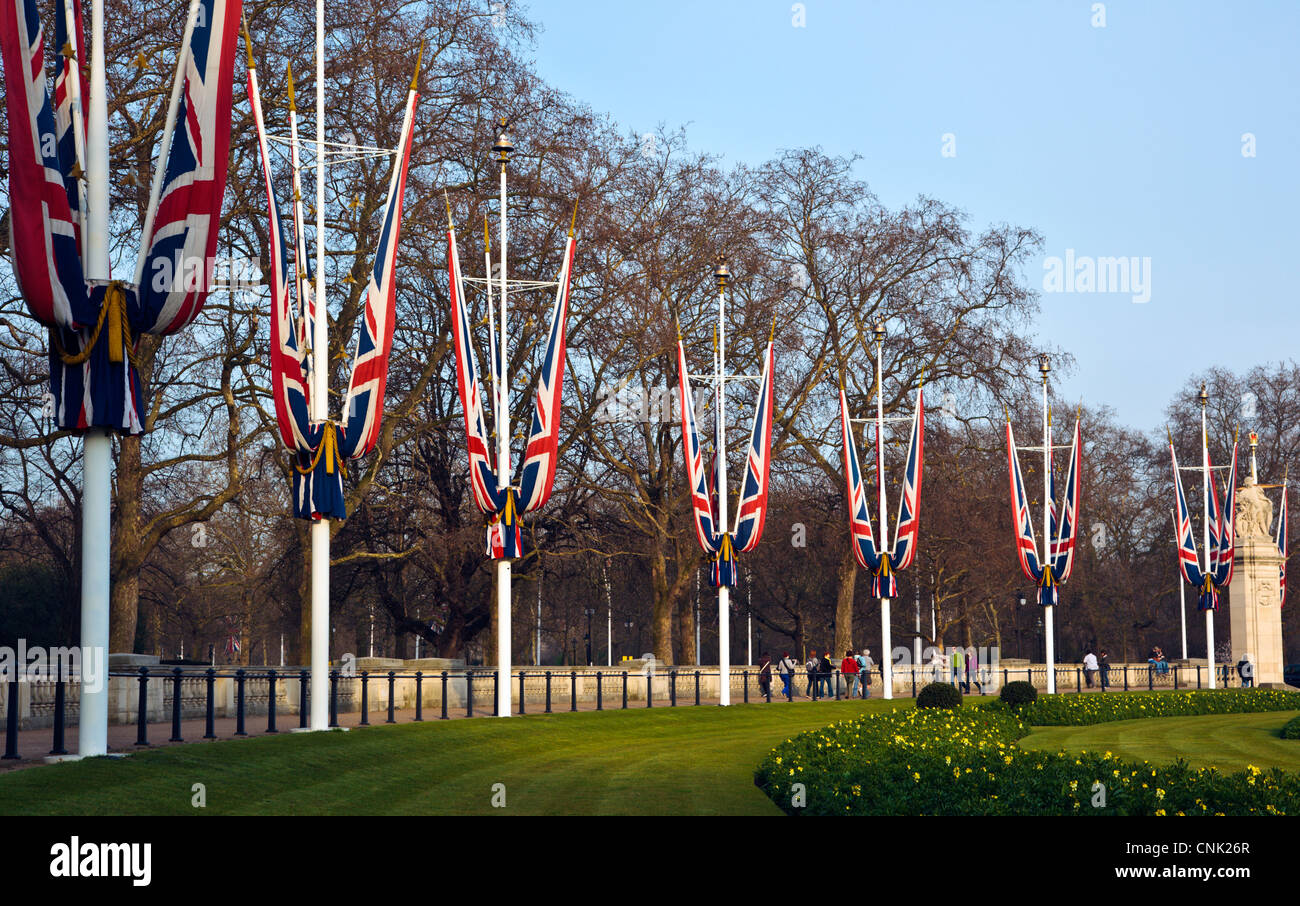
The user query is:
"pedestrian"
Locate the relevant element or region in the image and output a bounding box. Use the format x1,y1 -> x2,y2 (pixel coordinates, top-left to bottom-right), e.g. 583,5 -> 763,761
758,654 -> 773,698
805,650 -> 819,698
841,649 -> 860,699
818,650 -> 834,697
951,645 -> 968,692
964,643 -> 982,694
856,648 -> 874,698
1082,649 -> 1098,688
1099,649 -> 1110,690
1237,653 -> 1254,688
928,647 -> 947,684
778,651 -> 797,699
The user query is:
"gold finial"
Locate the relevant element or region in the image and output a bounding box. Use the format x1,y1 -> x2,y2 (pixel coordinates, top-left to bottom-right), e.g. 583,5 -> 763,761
286,62 -> 296,110
568,198 -> 579,238
410,39 -> 425,91
769,316 -> 776,344
132,51 -> 148,70
483,213 -> 490,253
1166,425 -> 1173,445
61,41 -> 75,59
443,191 -> 452,229
241,11 -> 254,70
1048,404 -> 1052,427
1004,405 -> 1010,423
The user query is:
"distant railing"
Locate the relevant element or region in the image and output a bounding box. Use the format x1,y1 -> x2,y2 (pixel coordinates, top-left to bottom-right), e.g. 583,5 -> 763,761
0,661 -> 1249,761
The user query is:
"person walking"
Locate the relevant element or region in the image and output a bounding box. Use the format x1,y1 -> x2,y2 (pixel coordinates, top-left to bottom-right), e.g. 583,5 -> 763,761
819,651 -> 834,698
805,650 -> 819,698
856,648 -> 874,698
758,654 -> 773,698
951,646 -> 968,692
778,651 -> 797,699
1082,649 -> 1099,688
964,643 -> 982,694
841,649 -> 860,699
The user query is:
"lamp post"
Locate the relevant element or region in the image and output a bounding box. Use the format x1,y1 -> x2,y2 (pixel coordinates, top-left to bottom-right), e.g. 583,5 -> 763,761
1038,353 -> 1057,693
870,318 -> 896,699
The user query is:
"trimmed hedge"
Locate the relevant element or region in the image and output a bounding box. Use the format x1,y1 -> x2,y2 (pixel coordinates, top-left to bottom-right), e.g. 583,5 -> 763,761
1283,715 -> 1300,740
916,682 -> 962,710
999,681 -> 1037,707
755,691 -> 1300,816
986,689 -> 1300,726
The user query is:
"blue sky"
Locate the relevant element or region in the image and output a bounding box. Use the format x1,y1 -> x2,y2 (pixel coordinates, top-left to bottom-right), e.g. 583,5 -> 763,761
528,0 -> 1300,431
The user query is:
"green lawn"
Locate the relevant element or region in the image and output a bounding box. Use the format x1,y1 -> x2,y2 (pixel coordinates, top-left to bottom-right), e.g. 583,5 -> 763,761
1017,710 -> 1300,773
0,699 -> 911,816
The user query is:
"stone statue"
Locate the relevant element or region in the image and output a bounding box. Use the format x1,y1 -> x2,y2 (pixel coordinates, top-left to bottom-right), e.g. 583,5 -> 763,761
1235,483 -> 1273,541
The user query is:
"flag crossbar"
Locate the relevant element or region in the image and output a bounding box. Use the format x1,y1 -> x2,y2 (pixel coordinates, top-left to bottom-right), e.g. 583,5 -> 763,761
1017,444 -> 1074,453
686,372 -> 762,383
460,276 -> 560,290
265,133 -> 400,156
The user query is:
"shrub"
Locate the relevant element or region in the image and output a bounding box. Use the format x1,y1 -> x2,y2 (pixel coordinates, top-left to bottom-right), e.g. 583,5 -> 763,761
1000,681 -> 1038,706
1283,715 -> 1300,740
916,681 -> 962,710
1006,689 -> 1300,726
754,703 -> 1300,816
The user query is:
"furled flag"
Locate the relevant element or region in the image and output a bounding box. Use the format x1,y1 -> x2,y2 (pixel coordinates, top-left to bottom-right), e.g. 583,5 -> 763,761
446,209 -> 575,558
246,27 -> 418,520
1,0 -> 243,433
1169,431 -> 1238,610
678,337 -> 775,587
1006,414 -> 1081,606
1278,478 -> 1289,607
841,386 -> 924,599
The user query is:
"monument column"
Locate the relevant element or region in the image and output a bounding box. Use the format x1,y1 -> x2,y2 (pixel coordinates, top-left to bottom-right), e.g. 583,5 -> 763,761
1227,440 -> 1287,687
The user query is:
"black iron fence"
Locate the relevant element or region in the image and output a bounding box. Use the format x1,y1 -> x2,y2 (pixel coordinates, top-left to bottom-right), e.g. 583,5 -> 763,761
0,661 -> 1251,760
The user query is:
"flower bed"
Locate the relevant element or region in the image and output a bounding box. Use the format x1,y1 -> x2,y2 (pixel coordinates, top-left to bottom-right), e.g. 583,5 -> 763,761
987,688 -> 1300,726
755,694 -> 1300,816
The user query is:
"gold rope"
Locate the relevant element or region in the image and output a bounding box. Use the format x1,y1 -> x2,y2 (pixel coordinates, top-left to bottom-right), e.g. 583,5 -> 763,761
292,421 -> 347,477
50,281 -> 137,367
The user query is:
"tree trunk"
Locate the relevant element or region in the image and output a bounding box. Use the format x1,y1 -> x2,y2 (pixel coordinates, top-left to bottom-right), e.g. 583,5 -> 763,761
108,435 -> 143,652
674,590 -> 696,665
649,544 -> 673,663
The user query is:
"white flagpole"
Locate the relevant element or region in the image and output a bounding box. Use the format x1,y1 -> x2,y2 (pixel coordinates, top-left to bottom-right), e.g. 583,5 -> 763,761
133,0 -> 201,286
1040,355 -> 1056,694
716,260 -> 730,706
1172,509 -> 1188,660
873,321 -> 892,700
1200,385 -> 1216,688
308,0 -> 330,731
78,0 -> 112,759
495,121 -> 513,717
604,560 -> 613,667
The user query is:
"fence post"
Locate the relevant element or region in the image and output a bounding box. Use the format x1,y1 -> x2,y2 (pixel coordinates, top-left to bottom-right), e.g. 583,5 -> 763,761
440,672 -> 449,720
466,671 -> 474,718
1173,665 -> 1179,690
298,670 -> 309,728
545,672 -> 552,714
135,667 -> 150,746
493,672 -> 499,717
415,671 -> 423,722
694,670 -> 701,706
596,672 -> 603,711
386,671 -> 396,723
329,670 -> 339,728
518,671 -> 526,716
835,670 -> 842,701
2,680 -> 18,760
622,671 -> 628,709
743,670 -> 750,704
360,671 -> 370,726
170,668 -> 185,741
646,669 -> 652,708
235,668 -> 247,737
570,671 -> 578,713
1147,665 -> 1154,691
911,666 -> 917,699
1076,667 -> 1082,694
204,668 -> 217,739
266,669 -> 278,734
1123,664 -> 1129,691
51,676 -> 68,755
670,670 -> 677,707
1196,665 -> 1201,689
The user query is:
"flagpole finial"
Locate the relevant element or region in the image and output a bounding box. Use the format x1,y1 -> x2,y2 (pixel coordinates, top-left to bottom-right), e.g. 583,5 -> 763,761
411,39 -> 425,91
494,117 -> 514,164
714,255 -> 730,292
1198,383 -> 1209,407
1037,352 -> 1051,379
443,190 -> 452,229
241,12 -> 255,70
770,316 -> 776,344
569,198 -> 579,238
1167,424 -> 1173,445
483,212 -> 490,251
286,62 -> 296,111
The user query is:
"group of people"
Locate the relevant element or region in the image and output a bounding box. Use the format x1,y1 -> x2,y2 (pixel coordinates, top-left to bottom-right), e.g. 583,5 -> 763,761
1082,648 -> 1110,688
1147,646 -> 1170,675
755,649 -> 877,699
927,644 -> 985,693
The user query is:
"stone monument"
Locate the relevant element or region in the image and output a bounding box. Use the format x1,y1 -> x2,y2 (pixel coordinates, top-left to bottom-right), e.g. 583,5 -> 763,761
1226,434 -> 1289,687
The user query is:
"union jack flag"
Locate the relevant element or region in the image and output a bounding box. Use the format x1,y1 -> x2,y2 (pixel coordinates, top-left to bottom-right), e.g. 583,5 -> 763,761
1005,420 -> 1045,585
247,27 -> 417,520
678,338 -> 721,555
731,341 -> 773,554
516,234 -> 575,513
840,388 -> 880,572
1169,435 -> 1236,611
889,385 -> 924,571
446,212 -> 574,557
1049,418 -> 1082,580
